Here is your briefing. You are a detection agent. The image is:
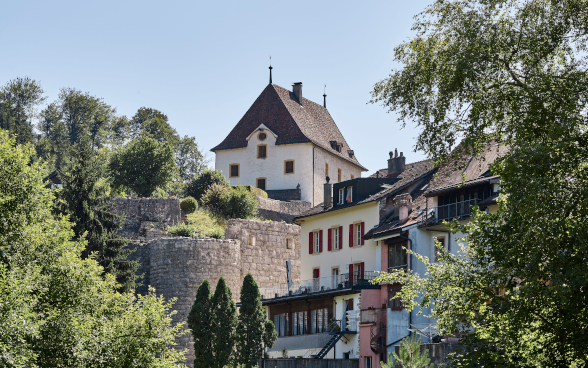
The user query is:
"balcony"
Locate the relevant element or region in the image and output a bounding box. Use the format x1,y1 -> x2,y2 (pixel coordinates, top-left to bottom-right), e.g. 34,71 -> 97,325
260,271 -> 380,301
419,198 -> 479,227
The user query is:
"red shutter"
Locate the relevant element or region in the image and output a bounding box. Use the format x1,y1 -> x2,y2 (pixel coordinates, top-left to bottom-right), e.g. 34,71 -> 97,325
328,228 -> 332,251
309,232 -> 313,254
348,298 -> 354,311
349,263 -> 354,284
315,268 -> 320,278
349,224 -> 354,247
360,262 -> 365,279
319,230 -> 323,253
361,222 -> 365,245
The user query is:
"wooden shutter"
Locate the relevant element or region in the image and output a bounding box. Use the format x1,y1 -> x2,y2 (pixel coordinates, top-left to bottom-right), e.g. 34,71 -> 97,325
360,262 -> 365,279
349,224 -> 354,247
319,230 -> 323,253
339,226 -> 343,249
309,232 -> 313,254
348,298 -> 354,311
349,263 -> 354,284
328,228 -> 332,251
361,222 -> 365,245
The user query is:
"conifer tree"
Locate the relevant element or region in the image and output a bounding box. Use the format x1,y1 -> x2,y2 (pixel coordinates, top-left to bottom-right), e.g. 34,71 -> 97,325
236,274 -> 275,368
54,139 -> 138,292
210,277 -> 237,368
188,279 -> 213,368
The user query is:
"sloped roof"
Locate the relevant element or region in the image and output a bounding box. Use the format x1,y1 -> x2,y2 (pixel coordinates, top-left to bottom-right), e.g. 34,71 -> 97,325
211,83 -> 367,170
295,160 -> 436,220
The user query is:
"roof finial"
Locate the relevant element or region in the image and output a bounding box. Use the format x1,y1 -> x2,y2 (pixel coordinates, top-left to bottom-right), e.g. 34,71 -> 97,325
323,84 -> 327,108
269,56 -> 273,84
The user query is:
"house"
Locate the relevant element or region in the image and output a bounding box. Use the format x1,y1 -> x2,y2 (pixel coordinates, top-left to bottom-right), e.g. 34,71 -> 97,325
363,142 -> 507,358
258,151 -> 436,367
211,74 -> 367,205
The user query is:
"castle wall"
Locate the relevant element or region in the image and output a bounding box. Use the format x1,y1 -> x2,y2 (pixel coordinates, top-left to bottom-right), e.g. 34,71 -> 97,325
255,195 -> 312,223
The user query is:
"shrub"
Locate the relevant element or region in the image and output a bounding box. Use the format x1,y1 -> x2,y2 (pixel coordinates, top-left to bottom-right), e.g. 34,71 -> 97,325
185,169 -> 229,203
207,228 -> 225,239
167,223 -> 196,237
218,186 -> 258,219
201,183 -> 230,215
180,196 -> 198,214
234,185 -> 268,198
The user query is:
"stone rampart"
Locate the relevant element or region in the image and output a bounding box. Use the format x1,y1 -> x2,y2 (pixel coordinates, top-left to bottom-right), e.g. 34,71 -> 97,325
255,196 -> 312,223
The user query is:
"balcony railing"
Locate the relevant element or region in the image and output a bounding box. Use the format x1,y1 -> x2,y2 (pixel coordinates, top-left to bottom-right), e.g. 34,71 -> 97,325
419,198 -> 479,227
260,271 -> 379,300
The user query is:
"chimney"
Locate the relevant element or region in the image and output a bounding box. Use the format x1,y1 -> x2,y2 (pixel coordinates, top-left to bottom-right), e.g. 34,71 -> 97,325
324,176 -> 332,208
293,82 -> 303,104
393,193 -> 412,223
387,148 -> 406,176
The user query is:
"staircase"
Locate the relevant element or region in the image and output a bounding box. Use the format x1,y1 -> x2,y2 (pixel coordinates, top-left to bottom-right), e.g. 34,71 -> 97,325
370,311 -> 387,355
314,302 -> 356,359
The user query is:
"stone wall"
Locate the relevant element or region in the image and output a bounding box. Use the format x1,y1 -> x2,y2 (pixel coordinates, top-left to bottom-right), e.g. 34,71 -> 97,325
255,195 -> 312,223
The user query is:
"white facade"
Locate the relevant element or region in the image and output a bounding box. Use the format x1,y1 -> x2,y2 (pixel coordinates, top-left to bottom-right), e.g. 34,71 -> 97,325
215,124 -> 362,205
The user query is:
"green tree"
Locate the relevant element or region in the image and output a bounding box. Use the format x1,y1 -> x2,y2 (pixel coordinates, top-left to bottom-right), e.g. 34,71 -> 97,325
371,0 -> 588,366
201,183 -> 230,216
0,77 -> 46,145
188,280 -> 214,368
54,140 -> 139,292
109,136 -> 176,197
219,186 -> 258,219
388,335 -> 432,368
186,169 -> 229,203
210,277 -> 237,368
176,135 -> 207,182
0,129 -> 185,367
237,274 -> 276,368
130,107 -> 178,144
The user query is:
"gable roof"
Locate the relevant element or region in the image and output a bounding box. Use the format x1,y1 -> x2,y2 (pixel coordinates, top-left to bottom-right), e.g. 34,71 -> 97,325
211,83 -> 367,170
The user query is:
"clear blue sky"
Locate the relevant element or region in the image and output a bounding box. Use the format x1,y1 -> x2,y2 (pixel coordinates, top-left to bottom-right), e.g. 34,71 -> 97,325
1,0 -> 431,174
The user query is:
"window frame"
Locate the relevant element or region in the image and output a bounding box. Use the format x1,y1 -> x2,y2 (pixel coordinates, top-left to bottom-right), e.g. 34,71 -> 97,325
325,163 -> 329,177
338,188 -> 344,204
333,227 -> 340,250
337,168 -> 342,182
355,224 -> 362,247
229,163 -> 240,178
257,144 -> 267,159
346,186 -> 353,203
257,131 -> 267,141
256,177 -> 267,191
314,231 -> 320,253
284,160 -> 295,174
387,240 -> 408,272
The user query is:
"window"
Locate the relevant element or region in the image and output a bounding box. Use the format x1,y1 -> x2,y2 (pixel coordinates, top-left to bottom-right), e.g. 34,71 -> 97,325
314,231 -> 321,253
332,268 -> 339,288
256,178 -> 266,191
325,163 -> 329,176
388,240 -> 408,272
286,238 -> 293,249
338,188 -> 344,204
292,311 -> 307,335
366,357 -> 372,368
284,160 -> 294,174
274,313 -> 289,337
388,283 -> 403,309
333,227 -> 340,250
346,186 -> 353,203
229,164 -> 239,178
258,131 -> 267,141
311,308 -> 328,334
356,224 -> 362,246
257,144 -> 267,158
350,222 -> 364,247
338,168 -> 342,182
434,236 -> 446,262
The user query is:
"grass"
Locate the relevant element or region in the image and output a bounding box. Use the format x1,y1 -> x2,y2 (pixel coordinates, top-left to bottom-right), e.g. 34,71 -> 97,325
182,208 -> 227,238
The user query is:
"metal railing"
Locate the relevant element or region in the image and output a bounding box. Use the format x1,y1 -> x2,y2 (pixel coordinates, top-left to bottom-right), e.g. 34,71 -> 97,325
419,198 -> 479,226
260,271 -> 379,300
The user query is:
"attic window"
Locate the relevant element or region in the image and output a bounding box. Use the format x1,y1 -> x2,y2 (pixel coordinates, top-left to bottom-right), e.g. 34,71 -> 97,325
348,150 -> 354,158
257,145 -> 267,159
330,141 -> 337,150
258,132 -> 267,141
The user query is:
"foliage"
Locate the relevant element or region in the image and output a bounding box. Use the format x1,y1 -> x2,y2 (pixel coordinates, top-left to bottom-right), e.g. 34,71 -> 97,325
234,184 -> 268,198
185,208 -> 227,239
130,107 -> 178,144
109,136 -> 176,197
166,222 -> 202,238
0,77 -> 45,145
0,130 -> 185,367
264,320 -> 278,353
176,135 -> 207,182
210,277 -> 237,368
54,140 -> 139,292
201,183 -> 230,216
180,196 -> 198,214
206,228 -> 225,239
185,169 -> 229,203
218,185 -> 258,219
371,0 -> 588,366
188,280 -> 214,368
389,335 -> 432,368
237,274 -> 277,368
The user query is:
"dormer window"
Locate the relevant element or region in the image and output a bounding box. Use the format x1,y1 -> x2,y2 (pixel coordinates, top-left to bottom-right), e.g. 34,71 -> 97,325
348,150 -> 354,158
338,188 -> 344,204
330,141 -> 343,153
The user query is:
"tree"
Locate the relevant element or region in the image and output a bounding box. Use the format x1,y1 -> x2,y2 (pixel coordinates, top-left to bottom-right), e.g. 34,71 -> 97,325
0,129 -> 185,367
219,186 -> 258,219
130,107 -> 178,144
236,274 -> 276,368
210,277 -> 237,368
188,280 -> 214,368
0,76 -> 45,144
54,140 -> 139,292
185,169 -> 229,203
109,136 -> 176,197
371,0 -> 588,366
389,335 -> 432,368
176,135 -> 207,182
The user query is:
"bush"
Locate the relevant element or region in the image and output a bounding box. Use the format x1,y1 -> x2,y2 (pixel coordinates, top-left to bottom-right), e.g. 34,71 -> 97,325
180,196 -> 198,214
166,223 -> 196,237
201,183 -> 231,215
185,169 -> 229,203
234,185 -> 268,198
206,228 -> 225,239
218,186 -> 258,219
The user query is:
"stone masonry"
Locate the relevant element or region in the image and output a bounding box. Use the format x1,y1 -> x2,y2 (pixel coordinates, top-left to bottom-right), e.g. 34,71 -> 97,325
255,195 -> 312,223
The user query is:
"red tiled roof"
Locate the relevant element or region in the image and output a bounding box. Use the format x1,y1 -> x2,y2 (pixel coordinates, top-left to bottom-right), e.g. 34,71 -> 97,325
211,84 -> 367,170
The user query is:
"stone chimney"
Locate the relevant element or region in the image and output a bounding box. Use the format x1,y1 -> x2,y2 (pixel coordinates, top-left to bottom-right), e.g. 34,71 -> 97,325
293,82 -> 303,104
393,193 -> 412,223
324,176 -> 332,208
387,148 -> 406,176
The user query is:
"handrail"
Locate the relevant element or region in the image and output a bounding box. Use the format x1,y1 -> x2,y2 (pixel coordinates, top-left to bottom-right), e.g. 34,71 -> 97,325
419,198 -> 479,227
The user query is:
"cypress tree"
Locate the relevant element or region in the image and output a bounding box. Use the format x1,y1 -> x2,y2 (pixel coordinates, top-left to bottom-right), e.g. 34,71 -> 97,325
54,140 -> 138,292
188,279 -> 213,368
210,277 -> 237,368
237,274 -> 275,368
